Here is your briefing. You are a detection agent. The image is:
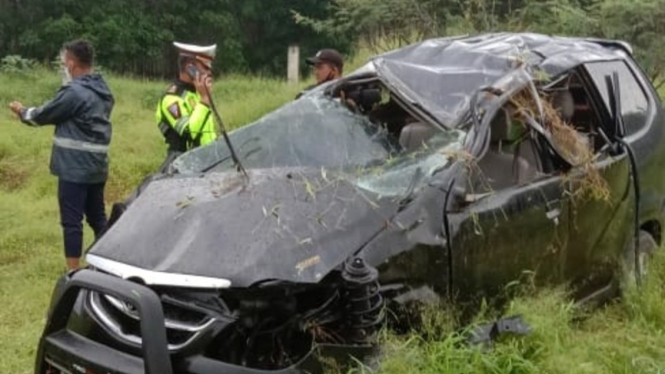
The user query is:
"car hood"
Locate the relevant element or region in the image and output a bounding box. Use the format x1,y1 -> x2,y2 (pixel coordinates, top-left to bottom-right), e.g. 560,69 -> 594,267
87,168 -> 400,288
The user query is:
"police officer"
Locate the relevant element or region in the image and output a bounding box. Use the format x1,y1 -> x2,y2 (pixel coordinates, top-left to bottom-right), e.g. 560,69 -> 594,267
296,48 -> 344,99
156,42 -> 219,171
9,40 -> 114,270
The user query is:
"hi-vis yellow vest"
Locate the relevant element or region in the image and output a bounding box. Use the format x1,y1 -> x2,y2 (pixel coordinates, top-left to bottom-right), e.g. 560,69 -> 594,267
156,82 -> 218,152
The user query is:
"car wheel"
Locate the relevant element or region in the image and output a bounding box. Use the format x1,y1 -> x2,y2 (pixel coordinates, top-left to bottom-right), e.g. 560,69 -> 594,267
621,230 -> 658,293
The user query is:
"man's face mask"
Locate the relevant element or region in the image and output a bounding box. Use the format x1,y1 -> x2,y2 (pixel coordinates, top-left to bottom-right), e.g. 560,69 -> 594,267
60,51 -> 72,85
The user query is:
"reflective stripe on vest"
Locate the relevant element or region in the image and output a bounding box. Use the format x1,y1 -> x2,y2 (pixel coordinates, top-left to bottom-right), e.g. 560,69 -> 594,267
53,137 -> 109,154
174,116 -> 189,134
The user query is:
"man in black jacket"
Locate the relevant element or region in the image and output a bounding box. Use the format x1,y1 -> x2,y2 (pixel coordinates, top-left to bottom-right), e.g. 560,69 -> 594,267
9,40 -> 114,270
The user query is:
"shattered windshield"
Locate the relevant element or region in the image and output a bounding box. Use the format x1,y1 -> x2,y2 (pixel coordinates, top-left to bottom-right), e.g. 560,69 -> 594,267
173,94 -> 465,196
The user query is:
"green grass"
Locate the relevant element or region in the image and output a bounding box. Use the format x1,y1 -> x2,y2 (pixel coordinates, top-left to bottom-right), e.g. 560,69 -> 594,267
373,252 -> 665,374
0,68 -> 664,374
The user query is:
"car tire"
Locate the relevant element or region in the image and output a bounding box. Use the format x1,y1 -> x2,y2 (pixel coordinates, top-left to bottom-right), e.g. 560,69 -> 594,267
621,229 -> 658,294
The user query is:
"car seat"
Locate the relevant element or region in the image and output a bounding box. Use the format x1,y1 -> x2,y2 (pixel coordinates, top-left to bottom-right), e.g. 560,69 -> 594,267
399,121 -> 438,152
474,109 -> 539,191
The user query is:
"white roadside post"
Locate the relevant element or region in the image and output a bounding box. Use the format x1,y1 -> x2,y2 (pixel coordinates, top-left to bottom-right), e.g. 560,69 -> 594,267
288,44 -> 300,86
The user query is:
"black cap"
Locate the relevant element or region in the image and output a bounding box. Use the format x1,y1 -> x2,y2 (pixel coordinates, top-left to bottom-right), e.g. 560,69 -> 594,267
306,49 -> 344,71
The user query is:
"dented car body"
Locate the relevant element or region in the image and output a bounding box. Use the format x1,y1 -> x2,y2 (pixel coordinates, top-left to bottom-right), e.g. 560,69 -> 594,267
36,33 -> 665,374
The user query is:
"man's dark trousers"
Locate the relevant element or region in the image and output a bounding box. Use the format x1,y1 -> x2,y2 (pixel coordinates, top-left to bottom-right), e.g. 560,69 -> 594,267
57,179 -> 107,259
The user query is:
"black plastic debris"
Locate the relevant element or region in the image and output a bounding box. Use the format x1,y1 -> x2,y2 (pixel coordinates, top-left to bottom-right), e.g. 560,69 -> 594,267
466,315 -> 532,347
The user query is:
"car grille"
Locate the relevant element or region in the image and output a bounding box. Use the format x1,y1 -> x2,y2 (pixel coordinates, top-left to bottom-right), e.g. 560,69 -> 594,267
88,291 -> 215,350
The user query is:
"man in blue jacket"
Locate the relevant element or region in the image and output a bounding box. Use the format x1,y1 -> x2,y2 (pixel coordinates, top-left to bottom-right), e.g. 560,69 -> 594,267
9,40 -> 114,270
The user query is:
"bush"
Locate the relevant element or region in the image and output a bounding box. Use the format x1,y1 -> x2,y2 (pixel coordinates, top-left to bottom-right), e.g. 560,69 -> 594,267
0,55 -> 37,74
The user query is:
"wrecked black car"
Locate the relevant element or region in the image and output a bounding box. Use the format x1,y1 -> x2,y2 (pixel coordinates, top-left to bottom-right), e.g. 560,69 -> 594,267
36,33 -> 665,374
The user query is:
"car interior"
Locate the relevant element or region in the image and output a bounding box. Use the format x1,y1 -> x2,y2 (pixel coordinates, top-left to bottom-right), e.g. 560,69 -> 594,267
330,77 -> 443,152
329,69 -> 613,196
469,69 -> 613,194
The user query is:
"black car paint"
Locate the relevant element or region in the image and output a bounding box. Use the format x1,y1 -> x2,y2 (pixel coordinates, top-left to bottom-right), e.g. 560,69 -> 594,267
35,34 -> 665,374
88,168 -> 400,287
449,174 -> 572,301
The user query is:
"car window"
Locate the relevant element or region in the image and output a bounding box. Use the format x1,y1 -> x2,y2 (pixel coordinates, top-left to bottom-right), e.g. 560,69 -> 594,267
585,60 -> 650,136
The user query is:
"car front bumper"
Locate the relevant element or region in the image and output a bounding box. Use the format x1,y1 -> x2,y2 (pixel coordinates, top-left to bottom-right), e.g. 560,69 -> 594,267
35,269 -> 376,374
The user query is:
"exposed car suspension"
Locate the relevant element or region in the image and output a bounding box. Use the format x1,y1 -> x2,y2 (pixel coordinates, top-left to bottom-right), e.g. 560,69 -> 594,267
341,258 -> 384,343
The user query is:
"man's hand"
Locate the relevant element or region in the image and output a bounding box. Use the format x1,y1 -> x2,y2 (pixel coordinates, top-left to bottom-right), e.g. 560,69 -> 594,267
9,101 -> 24,118
194,73 -> 213,106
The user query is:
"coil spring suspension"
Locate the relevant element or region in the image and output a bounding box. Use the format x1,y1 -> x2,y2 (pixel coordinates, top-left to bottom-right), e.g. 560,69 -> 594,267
341,257 -> 384,343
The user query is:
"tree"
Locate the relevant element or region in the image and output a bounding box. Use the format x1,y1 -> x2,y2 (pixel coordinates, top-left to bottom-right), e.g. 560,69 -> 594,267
591,0 -> 665,88
294,0 -> 451,52
296,0 -> 664,86
0,0 -> 349,78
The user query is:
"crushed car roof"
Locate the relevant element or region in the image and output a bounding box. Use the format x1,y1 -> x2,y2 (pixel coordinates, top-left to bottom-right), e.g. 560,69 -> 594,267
371,32 -> 630,128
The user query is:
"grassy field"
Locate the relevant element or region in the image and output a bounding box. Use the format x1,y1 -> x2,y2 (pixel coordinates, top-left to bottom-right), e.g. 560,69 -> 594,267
0,66 -> 665,373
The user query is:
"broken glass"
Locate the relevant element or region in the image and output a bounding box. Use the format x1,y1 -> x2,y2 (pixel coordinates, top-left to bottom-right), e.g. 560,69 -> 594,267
173,94 -> 466,197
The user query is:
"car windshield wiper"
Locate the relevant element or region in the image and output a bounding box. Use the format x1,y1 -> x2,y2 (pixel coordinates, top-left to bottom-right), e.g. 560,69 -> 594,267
204,85 -> 248,180
200,155 -> 233,174
200,137 -> 260,174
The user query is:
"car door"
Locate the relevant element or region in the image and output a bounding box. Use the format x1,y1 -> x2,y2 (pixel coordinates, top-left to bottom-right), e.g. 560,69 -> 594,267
447,137 -> 570,304
563,153 -> 631,299
563,60 -> 653,299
